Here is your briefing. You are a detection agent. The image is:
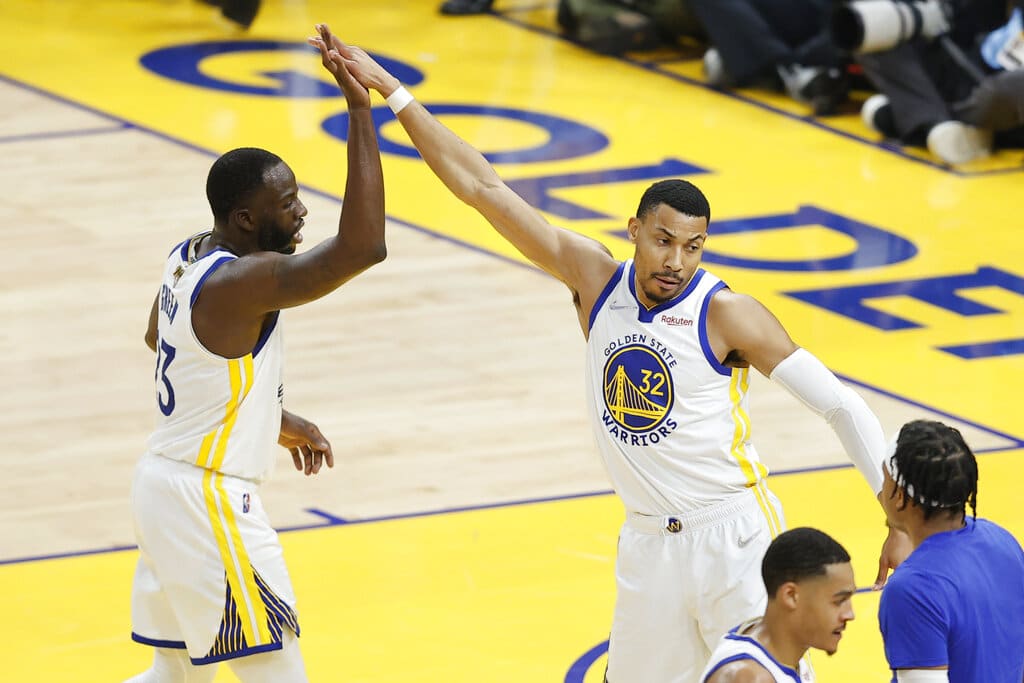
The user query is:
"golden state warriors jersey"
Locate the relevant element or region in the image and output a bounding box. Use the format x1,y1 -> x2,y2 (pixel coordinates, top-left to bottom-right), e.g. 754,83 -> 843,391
585,261 -> 768,514
701,619 -> 814,682
146,233 -> 284,483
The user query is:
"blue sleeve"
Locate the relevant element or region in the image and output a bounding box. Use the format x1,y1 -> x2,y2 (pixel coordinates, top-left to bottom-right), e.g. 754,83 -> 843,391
878,570 -> 951,669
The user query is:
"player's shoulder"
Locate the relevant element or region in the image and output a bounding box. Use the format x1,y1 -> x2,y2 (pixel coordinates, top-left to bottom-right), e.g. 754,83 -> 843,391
707,286 -> 774,325
706,658 -> 778,683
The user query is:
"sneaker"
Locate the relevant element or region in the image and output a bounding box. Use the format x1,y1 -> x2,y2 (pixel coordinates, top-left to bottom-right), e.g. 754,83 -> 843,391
703,48 -> 729,87
778,64 -> 848,116
440,0 -> 494,15
202,0 -> 260,28
926,121 -> 993,165
861,94 -> 898,138
574,10 -> 661,55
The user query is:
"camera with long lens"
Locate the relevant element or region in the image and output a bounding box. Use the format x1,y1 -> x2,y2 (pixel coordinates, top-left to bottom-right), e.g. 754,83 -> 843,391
831,0 -> 953,53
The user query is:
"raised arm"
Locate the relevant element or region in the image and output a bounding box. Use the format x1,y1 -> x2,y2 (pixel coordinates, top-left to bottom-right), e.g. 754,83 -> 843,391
223,25 -> 386,314
313,31 -> 617,305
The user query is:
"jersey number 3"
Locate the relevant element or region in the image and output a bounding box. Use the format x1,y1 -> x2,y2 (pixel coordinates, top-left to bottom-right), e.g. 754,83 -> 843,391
155,338 -> 177,416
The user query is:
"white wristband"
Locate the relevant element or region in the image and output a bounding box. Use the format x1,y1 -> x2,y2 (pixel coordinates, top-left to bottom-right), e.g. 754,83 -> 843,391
386,86 -> 414,115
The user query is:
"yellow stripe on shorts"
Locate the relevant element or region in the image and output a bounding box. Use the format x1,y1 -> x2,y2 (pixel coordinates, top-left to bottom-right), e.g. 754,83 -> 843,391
197,355 -> 270,647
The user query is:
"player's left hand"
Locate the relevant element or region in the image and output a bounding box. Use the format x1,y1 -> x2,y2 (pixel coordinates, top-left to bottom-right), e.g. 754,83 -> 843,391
873,525 -> 912,589
279,409 -> 334,476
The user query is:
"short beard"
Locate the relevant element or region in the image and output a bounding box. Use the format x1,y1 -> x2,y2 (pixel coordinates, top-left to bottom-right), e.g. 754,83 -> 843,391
257,220 -> 294,254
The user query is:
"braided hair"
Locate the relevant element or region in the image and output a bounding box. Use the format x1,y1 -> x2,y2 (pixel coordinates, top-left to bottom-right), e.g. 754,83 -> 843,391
889,419 -> 978,521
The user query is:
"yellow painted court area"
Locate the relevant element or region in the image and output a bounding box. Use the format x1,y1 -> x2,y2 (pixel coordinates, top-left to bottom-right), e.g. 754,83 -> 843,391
3,451 -> 1022,681
0,0 -> 1021,681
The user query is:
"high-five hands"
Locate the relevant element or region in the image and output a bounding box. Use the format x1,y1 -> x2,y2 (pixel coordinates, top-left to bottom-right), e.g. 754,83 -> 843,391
308,23 -> 371,109
307,24 -> 402,97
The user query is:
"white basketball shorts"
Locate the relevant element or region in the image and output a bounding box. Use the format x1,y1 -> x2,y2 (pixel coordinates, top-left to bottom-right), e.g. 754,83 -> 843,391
605,483 -> 786,683
129,452 -> 300,664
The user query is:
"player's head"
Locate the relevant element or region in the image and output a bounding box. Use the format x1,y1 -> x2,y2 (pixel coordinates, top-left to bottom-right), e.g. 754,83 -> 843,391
206,147 -> 307,254
762,527 -> 855,656
627,180 -> 711,308
882,419 -> 978,525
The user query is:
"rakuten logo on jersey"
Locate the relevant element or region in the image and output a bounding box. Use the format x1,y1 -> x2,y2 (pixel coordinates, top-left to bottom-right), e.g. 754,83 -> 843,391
660,315 -> 693,327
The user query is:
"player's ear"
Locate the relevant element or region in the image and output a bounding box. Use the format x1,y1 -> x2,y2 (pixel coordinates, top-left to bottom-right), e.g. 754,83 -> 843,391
627,216 -> 641,243
232,207 -> 255,233
778,582 -> 799,610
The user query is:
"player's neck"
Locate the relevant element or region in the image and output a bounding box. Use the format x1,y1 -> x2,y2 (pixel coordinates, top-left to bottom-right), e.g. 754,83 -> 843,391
205,226 -> 245,257
750,616 -> 804,671
908,513 -> 966,549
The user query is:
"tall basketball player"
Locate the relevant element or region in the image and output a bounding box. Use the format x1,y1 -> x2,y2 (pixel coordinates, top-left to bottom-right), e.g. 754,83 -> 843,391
313,27 -> 911,683
124,25 -> 385,682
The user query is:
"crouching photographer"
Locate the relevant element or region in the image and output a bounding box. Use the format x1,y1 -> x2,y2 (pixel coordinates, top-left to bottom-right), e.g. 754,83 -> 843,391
831,0 -> 1024,165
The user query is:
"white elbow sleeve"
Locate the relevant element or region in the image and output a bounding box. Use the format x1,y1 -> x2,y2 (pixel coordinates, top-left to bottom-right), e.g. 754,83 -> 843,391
895,669 -> 950,683
770,348 -> 885,495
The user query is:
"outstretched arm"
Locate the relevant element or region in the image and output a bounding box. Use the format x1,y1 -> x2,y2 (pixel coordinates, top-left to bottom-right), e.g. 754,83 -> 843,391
311,33 -> 617,305
709,289 -> 910,584
709,289 -> 885,494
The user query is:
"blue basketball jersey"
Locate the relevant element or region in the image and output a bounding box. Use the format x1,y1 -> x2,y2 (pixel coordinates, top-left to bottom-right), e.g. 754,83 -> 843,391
879,517 -> 1024,682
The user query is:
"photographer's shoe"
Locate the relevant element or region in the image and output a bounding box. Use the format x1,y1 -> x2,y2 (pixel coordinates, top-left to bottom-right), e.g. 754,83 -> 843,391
779,64 -> 848,116
703,48 -> 729,87
861,94 -> 898,138
926,121 -> 993,165
440,0 -> 494,15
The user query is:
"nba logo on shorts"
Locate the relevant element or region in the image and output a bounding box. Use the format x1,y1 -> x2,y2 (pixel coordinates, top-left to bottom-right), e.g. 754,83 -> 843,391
242,492 -> 250,513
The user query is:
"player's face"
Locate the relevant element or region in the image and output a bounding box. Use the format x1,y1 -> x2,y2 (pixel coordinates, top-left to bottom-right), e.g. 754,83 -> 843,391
798,562 -> 856,655
628,203 -> 708,309
253,162 -> 307,254
880,465 -> 906,531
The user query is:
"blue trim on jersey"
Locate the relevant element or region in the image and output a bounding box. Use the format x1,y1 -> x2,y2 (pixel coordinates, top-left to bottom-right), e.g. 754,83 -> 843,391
630,265 -> 706,323
588,261 -> 626,333
132,632 -> 187,649
702,654 -> 760,683
699,281 -> 731,377
724,633 -> 802,682
171,238 -> 189,260
191,640 -> 284,665
189,255 -> 235,308
253,311 -> 279,358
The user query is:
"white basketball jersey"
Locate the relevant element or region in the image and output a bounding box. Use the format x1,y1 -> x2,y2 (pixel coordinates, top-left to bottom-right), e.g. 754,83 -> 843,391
585,262 -> 767,514
702,619 -> 814,683
146,233 -> 284,483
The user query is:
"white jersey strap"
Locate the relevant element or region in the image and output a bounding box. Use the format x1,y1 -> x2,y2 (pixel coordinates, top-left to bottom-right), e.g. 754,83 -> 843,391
769,348 -> 885,495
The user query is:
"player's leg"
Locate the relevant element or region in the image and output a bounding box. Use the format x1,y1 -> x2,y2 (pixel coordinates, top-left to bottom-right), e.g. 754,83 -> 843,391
227,631 -> 308,682
122,648 -> 217,683
695,485 -> 785,648
605,520 -> 706,683
131,455 -> 301,664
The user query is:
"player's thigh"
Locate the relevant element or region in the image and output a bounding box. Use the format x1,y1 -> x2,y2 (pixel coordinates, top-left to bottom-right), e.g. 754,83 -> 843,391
227,631 -> 307,683
606,526 -> 707,683
693,505 -> 778,648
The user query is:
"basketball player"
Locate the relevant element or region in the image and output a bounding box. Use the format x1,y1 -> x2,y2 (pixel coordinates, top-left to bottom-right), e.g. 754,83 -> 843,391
879,420 -> 1024,682
701,527 -> 855,683
124,25 -> 385,682
312,31 -> 909,683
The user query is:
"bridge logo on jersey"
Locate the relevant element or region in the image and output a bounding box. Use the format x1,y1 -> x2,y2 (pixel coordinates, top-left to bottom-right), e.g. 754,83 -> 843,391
603,344 -> 673,433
